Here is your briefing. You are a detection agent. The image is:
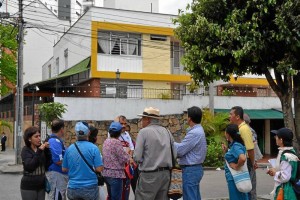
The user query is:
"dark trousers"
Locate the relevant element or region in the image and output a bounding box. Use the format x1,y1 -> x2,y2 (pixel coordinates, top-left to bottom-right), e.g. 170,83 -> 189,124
131,168 -> 139,194
1,142 -> 5,151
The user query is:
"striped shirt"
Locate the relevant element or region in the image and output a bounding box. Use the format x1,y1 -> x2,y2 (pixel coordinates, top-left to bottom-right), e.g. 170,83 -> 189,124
174,124 -> 207,165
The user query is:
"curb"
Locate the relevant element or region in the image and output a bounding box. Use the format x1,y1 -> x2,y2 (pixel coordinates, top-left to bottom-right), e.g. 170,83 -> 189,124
0,164 -> 23,174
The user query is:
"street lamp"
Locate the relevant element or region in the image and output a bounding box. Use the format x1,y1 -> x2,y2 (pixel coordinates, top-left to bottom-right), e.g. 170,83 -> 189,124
28,86 -> 39,126
115,69 -> 120,98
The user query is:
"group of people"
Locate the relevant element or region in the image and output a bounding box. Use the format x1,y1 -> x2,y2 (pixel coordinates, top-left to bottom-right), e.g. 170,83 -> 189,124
223,106 -> 299,200
19,105 -> 299,200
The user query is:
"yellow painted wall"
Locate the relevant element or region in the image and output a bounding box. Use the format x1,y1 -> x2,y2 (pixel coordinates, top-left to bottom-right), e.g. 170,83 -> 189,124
143,81 -> 171,99
142,35 -> 171,74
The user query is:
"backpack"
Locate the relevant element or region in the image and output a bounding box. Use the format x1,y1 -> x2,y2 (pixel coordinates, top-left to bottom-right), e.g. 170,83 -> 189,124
282,150 -> 300,198
44,134 -> 64,169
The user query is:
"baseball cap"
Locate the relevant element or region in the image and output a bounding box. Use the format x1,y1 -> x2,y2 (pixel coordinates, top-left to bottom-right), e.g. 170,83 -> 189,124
75,121 -> 90,136
271,128 -> 293,142
109,122 -> 122,132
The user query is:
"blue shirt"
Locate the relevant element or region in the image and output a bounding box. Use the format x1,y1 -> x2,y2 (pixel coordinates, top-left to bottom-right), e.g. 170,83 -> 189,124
62,141 -> 103,189
174,124 -> 207,165
224,141 -> 246,181
48,134 -> 67,174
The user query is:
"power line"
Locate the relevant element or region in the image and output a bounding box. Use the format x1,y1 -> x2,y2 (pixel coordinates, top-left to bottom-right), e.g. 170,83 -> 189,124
6,1 -> 178,26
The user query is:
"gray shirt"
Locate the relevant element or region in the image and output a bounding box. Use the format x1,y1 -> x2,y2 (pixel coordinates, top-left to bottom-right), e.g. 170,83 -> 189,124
133,123 -> 175,171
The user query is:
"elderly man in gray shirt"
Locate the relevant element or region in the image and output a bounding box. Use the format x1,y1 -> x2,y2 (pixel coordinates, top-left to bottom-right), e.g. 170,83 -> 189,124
134,107 -> 175,200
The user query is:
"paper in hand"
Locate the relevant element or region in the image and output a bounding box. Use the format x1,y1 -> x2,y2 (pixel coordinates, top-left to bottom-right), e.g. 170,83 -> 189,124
268,159 -> 276,167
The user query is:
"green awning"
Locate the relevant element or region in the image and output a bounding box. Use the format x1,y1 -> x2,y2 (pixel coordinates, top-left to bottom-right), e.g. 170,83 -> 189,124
57,57 -> 90,78
214,109 -> 283,119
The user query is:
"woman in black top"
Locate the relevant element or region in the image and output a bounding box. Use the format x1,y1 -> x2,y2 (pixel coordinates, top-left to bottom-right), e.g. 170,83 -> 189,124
20,126 -> 51,200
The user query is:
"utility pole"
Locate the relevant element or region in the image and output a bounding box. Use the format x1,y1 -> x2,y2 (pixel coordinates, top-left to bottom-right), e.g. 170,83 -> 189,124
15,0 -> 24,164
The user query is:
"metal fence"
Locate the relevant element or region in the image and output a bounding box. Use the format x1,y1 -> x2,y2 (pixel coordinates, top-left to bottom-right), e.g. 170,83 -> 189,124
57,86 -> 183,100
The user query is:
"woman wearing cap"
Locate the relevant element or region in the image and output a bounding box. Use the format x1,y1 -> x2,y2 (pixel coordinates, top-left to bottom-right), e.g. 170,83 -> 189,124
267,128 -> 298,200
102,122 -> 130,200
20,126 -> 51,200
222,124 -> 248,200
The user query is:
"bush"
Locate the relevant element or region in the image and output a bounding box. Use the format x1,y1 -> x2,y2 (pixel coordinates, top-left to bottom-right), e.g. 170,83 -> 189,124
203,138 -> 224,168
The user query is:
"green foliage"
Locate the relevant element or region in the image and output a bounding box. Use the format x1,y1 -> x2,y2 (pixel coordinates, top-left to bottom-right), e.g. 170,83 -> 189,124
200,109 -> 228,167
0,23 -> 18,95
187,81 -> 200,93
175,0 -> 300,143
222,88 -> 236,96
0,120 -> 13,132
39,102 -> 67,127
174,0 -> 300,86
201,108 -> 229,143
203,138 -> 224,167
160,92 -> 171,99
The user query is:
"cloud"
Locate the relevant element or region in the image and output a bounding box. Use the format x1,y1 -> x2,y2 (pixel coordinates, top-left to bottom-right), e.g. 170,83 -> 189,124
159,0 -> 193,15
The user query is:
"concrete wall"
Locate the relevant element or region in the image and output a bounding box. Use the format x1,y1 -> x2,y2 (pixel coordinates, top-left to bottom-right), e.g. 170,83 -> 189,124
56,96 -> 282,121
103,0 -> 159,13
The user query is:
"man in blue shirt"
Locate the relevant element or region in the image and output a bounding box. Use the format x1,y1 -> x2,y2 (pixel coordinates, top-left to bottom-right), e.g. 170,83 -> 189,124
46,119 -> 68,200
62,121 -> 103,200
174,106 -> 207,200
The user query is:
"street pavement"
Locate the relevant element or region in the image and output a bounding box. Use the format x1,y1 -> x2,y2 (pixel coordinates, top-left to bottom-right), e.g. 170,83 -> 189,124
0,148 -> 273,200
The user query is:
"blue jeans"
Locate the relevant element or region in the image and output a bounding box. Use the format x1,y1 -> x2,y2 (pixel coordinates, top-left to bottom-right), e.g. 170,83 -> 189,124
67,185 -> 99,200
182,164 -> 203,200
105,177 -> 123,200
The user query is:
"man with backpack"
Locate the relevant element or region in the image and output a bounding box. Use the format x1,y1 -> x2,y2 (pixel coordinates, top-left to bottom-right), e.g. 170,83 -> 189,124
46,119 -> 68,200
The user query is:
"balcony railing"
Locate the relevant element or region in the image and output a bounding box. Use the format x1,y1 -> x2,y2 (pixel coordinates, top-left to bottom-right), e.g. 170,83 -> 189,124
57,86 -> 183,100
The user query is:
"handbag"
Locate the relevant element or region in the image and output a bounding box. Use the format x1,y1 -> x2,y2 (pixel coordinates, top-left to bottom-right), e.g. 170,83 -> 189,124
45,177 -> 51,193
167,130 -> 183,199
225,159 -> 252,193
276,185 -> 284,200
74,143 -> 105,186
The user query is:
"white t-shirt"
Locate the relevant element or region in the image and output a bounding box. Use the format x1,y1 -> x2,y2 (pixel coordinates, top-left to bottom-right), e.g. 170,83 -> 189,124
107,131 -> 134,150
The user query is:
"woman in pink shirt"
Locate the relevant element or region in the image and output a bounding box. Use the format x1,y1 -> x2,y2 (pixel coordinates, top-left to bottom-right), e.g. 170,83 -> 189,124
102,122 -> 130,200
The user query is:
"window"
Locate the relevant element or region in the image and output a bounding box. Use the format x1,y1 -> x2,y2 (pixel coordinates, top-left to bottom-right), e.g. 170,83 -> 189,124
56,57 -> 59,75
98,31 -> 141,56
48,64 -> 51,78
64,49 -> 68,69
150,34 -> 167,41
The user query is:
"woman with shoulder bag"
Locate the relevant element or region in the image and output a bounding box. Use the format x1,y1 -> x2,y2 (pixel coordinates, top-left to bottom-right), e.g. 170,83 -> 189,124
102,122 -> 130,200
222,124 -> 249,200
267,128 -> 298,200
20,126 -> 51,200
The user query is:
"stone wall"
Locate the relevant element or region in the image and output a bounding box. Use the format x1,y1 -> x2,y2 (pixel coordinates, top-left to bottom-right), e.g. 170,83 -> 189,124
63,113 -> 187,147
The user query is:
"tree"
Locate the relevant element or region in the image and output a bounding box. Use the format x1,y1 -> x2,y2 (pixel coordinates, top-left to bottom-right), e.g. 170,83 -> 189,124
0,120 -> 12,132
174,0 -> 300,146
38,102 -> 68,128
0,23 -> 18,95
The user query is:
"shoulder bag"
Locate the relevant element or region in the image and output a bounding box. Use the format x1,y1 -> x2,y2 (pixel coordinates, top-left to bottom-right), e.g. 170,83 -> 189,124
166,129 -> 183,199
74,143 -> 104,186
225,159 -> 252,193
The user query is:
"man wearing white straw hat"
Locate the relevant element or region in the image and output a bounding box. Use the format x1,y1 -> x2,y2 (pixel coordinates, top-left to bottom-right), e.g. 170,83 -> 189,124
134,107 -> 175,200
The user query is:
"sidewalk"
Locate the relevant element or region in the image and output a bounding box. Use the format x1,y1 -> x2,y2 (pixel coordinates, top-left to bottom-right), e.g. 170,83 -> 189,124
0,148 -> 23,174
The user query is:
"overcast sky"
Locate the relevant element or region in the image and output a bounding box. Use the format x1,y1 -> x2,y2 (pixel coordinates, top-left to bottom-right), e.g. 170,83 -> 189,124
159,0 -> 193,15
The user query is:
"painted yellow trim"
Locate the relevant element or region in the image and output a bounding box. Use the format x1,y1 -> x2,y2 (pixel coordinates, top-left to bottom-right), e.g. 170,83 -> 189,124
91,21 -> 98,77
229,76 -> 270,86
93,71 -> 191,82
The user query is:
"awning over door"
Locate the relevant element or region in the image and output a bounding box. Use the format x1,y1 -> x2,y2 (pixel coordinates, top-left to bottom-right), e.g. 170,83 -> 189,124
214,109 -> 283,119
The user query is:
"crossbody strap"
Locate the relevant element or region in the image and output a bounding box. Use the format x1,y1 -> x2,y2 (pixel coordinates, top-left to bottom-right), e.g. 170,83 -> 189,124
165,128 -> 175,168
74,142 -> 96,175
